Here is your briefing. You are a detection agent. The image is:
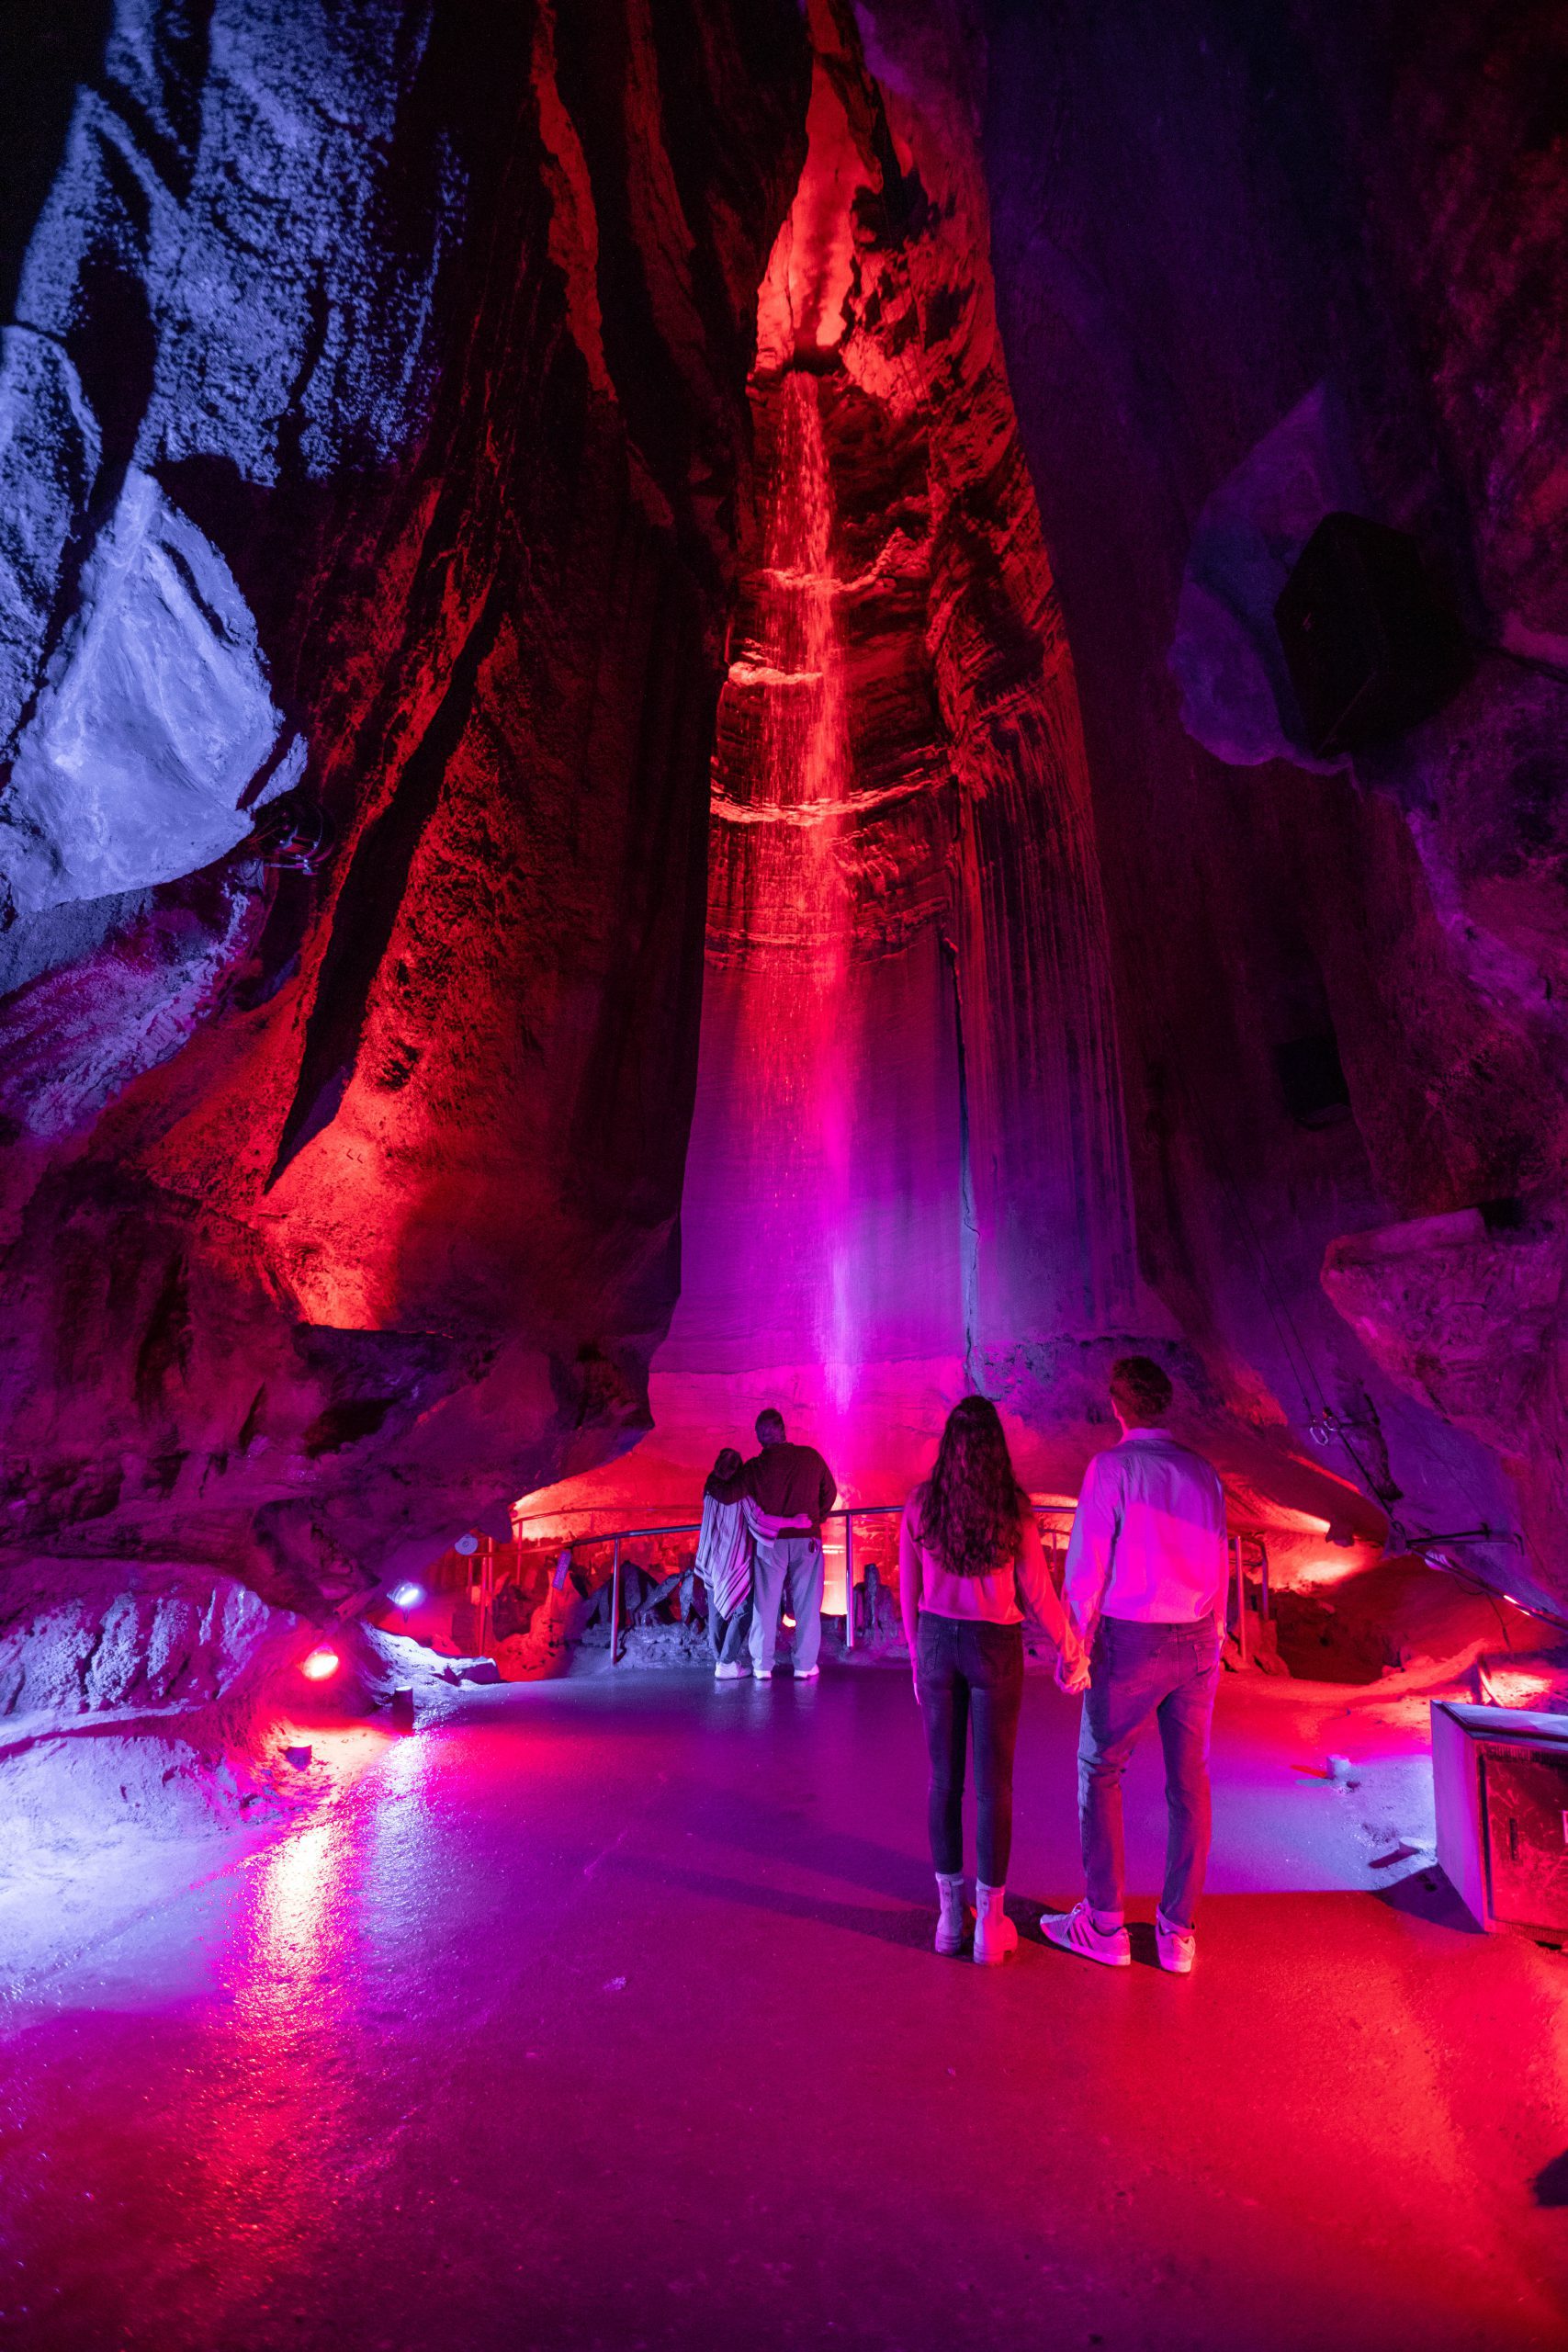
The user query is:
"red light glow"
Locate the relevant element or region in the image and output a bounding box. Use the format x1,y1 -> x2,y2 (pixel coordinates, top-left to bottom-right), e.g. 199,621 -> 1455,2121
300,1647 -> 341,1682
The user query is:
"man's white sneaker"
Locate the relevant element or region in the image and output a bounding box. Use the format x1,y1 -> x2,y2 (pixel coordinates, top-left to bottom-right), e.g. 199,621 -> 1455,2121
714,1660 -> 750,1680
794,1665 -> 819,1680
1043,1902 -> 1132,1968
753,1666 -> 773,1680
1156,1910 -> 1196,1973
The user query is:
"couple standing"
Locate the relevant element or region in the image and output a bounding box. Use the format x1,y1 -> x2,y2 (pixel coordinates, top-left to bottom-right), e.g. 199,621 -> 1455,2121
898,1358 -> 1228,1973
695,1408 -> 837,1681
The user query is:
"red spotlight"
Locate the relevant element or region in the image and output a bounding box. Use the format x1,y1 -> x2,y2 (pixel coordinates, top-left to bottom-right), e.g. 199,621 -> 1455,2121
300,1645 -> 341,1682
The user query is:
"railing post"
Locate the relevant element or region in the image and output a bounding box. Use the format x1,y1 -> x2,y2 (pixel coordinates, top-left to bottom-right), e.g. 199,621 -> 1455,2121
609,1537 -> 621,1668
1235,1535 -> 1249,1667
843,1511 -> 855,1651
1258,1536 -> 1270,1621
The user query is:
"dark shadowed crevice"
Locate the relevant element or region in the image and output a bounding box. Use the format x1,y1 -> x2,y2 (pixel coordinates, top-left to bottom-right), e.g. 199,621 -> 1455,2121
0,5 -> 114,321
266,582 -> 506,1186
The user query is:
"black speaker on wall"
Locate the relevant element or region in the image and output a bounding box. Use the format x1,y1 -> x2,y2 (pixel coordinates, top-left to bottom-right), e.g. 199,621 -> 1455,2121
1274,512 -> 1473,758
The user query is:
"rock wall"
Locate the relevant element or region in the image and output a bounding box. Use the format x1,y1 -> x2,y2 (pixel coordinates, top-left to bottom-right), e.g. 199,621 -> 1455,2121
0,1 -> 807,1611
4,0 -> 1564,1623
979,0 -> 1568,1610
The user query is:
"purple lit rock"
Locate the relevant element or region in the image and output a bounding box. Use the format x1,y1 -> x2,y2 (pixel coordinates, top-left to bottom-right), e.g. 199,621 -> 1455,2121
1168,383 -> 1360,774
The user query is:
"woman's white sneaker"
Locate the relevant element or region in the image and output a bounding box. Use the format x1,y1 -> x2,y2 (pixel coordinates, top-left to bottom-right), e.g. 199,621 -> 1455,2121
1043,1901 -> 1131,1967
974,1882 -> 1018,1964
934,1871 -> 968,1955
1156,1910 -> 1196,1973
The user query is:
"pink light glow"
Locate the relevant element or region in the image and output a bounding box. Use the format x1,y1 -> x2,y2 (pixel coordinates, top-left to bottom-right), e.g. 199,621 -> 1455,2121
674,363 -> 900,1465
300,1646 -> 341,1682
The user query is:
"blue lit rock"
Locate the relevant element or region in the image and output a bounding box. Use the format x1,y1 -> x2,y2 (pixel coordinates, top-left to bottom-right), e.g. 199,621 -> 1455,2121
1,469 -> 300,911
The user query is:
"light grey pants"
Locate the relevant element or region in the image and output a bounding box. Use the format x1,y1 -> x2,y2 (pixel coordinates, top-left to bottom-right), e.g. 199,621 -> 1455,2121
749,1533 -> 824,1674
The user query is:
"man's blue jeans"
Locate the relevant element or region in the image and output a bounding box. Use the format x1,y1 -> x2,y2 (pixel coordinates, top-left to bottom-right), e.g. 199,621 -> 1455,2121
1078,1615 -> 1221,1931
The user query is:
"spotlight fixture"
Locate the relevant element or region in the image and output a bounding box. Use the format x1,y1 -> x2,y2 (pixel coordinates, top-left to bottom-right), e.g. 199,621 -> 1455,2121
300,1645 -> 341,1681
389,1582 -> 424,1611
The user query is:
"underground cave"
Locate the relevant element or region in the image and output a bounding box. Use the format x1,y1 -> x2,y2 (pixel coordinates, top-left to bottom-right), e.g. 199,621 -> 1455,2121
1,4 -> 1567,2347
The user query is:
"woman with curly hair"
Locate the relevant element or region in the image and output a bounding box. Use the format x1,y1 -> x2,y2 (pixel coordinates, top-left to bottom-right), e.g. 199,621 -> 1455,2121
899,1395 -> 1079,1962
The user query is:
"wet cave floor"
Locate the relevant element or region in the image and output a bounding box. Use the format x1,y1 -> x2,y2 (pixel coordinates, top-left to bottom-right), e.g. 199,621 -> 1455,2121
4,1669 -> 1565,2350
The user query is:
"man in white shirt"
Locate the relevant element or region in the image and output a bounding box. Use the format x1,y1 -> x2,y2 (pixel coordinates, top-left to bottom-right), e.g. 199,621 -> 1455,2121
1044,1356 -> 1229,1974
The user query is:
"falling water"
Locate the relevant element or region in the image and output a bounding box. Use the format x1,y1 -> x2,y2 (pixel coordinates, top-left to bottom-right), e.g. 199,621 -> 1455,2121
650,356 -> 967,1516
749,370 -> 859,1412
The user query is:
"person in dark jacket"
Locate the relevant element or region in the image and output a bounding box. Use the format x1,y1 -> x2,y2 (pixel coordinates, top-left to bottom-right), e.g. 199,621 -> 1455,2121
729,1408 -> 837,1680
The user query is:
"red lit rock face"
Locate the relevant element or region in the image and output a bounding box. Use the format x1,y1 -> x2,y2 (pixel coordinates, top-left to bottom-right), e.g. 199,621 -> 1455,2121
0,2 -> 809,1611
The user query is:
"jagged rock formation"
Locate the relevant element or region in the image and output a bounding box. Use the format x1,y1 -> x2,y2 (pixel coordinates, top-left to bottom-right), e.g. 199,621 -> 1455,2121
978,0 -> 1568,1610
0,2 -> 807,1612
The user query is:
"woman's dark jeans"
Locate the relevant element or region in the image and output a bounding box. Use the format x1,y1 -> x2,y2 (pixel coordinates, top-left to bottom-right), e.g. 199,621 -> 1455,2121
916,1612 -> 1025,1883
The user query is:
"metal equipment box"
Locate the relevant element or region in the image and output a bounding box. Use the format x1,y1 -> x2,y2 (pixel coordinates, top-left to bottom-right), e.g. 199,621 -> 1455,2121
1431,1701 -> 1568,1939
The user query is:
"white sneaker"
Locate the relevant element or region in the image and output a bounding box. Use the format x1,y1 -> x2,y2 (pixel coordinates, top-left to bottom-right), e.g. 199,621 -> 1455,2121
1156,1909 -> 1196,1973
1043,1901 -> 1131,1968
753,1666 -> 773,1680
794,1665 -> 819,1680
714,1660 -> 750,1681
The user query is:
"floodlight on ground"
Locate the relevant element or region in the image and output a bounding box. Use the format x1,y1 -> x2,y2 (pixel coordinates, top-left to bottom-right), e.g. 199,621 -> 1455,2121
300,1645 -> 341,1682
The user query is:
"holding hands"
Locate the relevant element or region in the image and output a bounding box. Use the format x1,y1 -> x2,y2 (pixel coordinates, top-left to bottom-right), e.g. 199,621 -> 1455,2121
1055,1632 -> 1090,1696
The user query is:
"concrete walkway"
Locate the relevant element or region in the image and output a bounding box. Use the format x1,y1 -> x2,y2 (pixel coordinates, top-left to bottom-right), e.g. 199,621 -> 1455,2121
4,1668 -> 1566,2349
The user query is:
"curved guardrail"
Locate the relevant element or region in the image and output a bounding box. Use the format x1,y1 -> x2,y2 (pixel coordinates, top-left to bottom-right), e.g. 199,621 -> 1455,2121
525,1501 -> 1270,1667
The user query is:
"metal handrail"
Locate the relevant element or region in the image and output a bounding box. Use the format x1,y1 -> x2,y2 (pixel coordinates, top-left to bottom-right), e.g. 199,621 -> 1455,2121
548,1503 -> 906,1665
538,1498 -> 1074,1668
529,1498 -> 1274,1668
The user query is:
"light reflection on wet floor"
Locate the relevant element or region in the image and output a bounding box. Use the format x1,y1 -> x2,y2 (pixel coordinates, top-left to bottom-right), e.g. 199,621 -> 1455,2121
3,1672 -> 1564,2352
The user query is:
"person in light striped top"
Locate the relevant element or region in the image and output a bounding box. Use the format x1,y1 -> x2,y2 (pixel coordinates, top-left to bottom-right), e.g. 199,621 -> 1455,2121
695,1448 -> 756,1681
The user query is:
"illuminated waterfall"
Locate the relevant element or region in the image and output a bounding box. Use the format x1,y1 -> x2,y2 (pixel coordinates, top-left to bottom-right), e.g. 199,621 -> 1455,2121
753,371 -> 858,1408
